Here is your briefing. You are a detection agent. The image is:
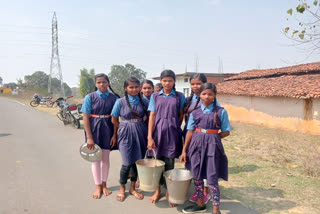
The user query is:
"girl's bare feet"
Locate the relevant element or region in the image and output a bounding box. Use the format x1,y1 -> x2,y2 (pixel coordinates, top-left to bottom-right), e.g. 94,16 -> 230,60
213,205 -> 221,214
102,182 -> 112,196
165,191 -> 176,207
92,185 -> 102,199
103,187 -> 112,196
149,188 -> 161,203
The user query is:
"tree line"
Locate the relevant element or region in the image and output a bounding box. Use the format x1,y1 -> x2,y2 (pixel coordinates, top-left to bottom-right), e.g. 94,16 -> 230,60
1,63 -> 147,98
80,63 -> 146,98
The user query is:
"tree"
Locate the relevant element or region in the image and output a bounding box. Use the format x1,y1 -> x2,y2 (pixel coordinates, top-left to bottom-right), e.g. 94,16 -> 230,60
23,71 -> 71,96
24,71 -> 49,89
4,82 -> 18,90
285,0 -> 320,54
0,76 -> 3,86
79,68 -> 95,98
108,63 -> 147,97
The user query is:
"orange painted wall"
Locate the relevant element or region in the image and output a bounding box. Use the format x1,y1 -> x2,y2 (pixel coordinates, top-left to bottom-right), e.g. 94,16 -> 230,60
224,104 -> 320,136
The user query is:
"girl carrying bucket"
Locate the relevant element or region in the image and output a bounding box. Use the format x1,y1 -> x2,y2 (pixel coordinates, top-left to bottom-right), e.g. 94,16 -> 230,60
183,73 -> 220,204
147,69 -> 185,206
81,73 -> 119,199
180,83 -> 231,214
111,77 -> 149,202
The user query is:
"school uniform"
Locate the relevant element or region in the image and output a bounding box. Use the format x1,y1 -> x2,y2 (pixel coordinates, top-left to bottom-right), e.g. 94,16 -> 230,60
111,95 -> 149,184
185,103 -> 231,206
148,89 -> 185,185
183,94 -> 220,138
81,90 -> 118,185
81,90 -> 118,150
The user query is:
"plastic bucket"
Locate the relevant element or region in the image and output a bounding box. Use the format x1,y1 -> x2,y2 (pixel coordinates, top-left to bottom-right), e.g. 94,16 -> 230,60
136,150 -> 165,191
164,169 -> 193,204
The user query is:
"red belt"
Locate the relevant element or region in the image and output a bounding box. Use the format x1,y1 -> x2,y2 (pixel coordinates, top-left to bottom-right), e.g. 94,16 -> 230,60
90,114 -> 111,118
195,128 -> 219,134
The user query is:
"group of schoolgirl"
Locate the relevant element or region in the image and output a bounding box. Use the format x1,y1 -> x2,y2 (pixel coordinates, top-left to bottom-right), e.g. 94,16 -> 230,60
81,70 -> 232,214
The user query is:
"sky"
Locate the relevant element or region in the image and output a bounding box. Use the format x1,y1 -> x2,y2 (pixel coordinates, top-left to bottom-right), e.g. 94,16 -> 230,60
0,0 -> 318,87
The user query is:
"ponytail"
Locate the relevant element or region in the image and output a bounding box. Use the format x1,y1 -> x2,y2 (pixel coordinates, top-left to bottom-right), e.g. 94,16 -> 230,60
109,85 -> 120,98
138,93 -> 149,123
124,91 -> 140,118
213,97 -> 218,127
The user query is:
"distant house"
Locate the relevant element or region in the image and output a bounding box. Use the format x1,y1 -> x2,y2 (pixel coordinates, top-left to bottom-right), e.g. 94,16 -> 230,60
217,62 -> 320,135
152,72 -> 235,96
0,87 -> 12,94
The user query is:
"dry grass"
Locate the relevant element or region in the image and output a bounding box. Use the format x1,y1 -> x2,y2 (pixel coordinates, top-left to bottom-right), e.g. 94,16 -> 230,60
222,122 -> 320,214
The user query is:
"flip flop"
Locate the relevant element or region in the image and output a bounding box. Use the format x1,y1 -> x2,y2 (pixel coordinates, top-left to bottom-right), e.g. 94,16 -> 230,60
116,193 -> 125,202
130,190 -> 144,200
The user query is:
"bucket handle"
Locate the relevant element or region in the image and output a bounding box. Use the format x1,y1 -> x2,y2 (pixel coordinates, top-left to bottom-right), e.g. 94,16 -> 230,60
144,149 -> 157,160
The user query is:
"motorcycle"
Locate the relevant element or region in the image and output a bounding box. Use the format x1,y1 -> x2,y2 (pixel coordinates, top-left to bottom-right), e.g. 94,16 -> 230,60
55,96 -> 82,129
30,94 -> 54,107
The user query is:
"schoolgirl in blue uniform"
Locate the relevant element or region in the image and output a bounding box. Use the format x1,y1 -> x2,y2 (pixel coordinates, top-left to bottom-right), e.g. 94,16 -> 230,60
111,77 -> 149,202
183,73 -> 220,204
81,73 -> 119,199
141,79 -> 154,101
180,83 -> 232,214
147,69 -> 185,206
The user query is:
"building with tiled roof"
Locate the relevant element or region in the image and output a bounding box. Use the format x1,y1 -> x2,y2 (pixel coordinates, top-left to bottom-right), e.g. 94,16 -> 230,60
153,72 -> 235,96
216,62 -> 320,135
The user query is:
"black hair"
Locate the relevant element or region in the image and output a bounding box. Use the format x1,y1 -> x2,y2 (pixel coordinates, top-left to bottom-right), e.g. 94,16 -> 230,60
141,79 -> 154,89
160,69 -> 176,91
124,77 -> 148,119
191,82 -> 219,126
184,73 -> 207,114
155,83 -> 162,88
94,73 -> 120,98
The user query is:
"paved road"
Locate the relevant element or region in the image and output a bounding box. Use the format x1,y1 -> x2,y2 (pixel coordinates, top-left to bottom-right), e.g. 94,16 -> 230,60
0,97 -> 256,214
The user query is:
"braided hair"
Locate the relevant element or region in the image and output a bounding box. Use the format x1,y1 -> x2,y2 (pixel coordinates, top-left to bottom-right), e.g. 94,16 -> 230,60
198,83 -> 219,127
124,77 -> 146,118
137,92 -> 149,123
160,69 -> 176,91
94,73 -> 120,98
184,73 -> 207,114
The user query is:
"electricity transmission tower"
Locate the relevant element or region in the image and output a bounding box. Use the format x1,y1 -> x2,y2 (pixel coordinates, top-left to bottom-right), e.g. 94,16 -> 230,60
48,12 -> 64,96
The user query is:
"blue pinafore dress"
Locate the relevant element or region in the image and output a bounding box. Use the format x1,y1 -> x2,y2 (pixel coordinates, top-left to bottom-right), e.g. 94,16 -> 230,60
185,106 -> 228,185
85,92 -> 117,150
117,97 -> 149,166
152,92 -> 183,158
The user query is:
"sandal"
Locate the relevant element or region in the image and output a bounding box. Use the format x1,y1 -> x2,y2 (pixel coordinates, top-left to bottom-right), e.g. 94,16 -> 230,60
116,192 -> 125,202
129,190 -> 144,200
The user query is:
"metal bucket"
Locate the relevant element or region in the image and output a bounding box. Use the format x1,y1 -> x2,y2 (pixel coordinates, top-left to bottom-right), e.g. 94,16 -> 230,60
164,169 -> 193,204
136,150 -> 165,191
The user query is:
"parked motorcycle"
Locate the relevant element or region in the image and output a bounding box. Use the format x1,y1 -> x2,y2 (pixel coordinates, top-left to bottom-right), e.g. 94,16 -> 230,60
55,96 -> 82,129
30,94 -> 54,107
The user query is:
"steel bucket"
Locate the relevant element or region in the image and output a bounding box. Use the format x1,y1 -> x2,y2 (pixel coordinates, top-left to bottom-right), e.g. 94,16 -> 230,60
136,149 -> 165,191
164,169 -> 193,204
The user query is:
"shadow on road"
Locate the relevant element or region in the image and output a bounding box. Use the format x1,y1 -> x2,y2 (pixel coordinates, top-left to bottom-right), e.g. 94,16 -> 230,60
221,186 -> 296,213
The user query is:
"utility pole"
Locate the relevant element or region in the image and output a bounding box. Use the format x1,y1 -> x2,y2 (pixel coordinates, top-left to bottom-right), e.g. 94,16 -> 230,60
194,54 -> 199,73
48,12 -> 64,96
